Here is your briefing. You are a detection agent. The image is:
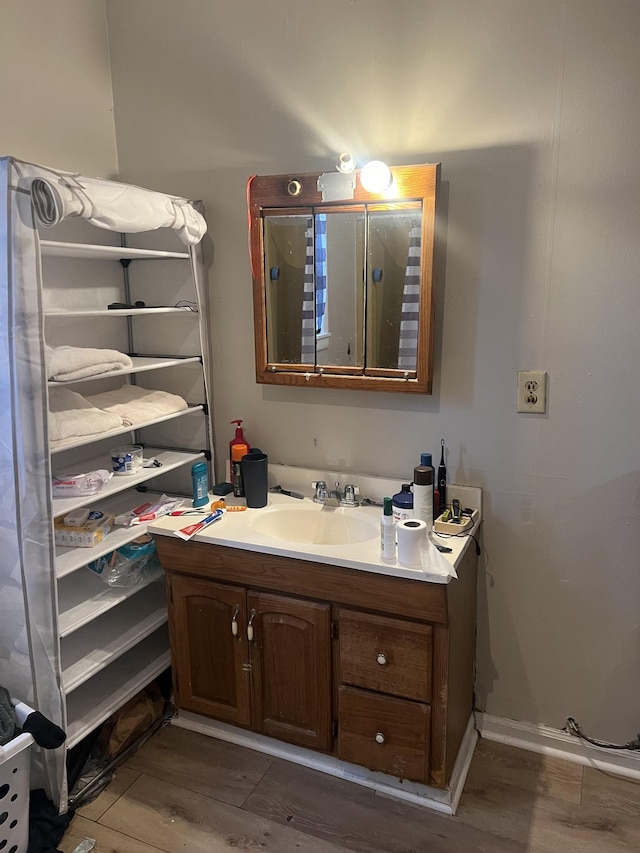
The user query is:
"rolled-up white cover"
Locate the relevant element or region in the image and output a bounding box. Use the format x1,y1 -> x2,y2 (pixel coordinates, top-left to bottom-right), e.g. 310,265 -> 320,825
31,174 -> 206,244
17,161 -> 207,245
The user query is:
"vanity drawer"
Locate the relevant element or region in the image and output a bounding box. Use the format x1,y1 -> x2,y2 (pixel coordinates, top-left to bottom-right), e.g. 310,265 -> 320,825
338,609 -> 432,702
338,686 -> 430,782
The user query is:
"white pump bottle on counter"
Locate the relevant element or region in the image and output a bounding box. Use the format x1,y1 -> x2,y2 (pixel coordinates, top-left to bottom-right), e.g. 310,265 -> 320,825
380,497 -> 397,563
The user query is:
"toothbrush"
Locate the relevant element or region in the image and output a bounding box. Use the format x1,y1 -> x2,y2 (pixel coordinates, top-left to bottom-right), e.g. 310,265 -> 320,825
437,438 -> 447,515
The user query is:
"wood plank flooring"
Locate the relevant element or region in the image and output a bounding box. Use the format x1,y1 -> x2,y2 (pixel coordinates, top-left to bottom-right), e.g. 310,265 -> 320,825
60,725 -> 640,853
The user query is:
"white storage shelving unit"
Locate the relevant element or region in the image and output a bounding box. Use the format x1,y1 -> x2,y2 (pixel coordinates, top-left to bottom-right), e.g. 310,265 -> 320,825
40,217 -> 212,765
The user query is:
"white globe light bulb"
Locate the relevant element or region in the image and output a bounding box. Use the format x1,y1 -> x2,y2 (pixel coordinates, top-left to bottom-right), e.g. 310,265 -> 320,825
360,160 -> 392,193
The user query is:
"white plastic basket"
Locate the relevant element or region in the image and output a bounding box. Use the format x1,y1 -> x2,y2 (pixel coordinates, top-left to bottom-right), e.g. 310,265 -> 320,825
0,701 -> 34,853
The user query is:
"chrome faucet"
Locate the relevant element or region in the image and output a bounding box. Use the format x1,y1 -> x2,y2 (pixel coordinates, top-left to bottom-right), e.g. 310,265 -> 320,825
331,481 -> 343,503
311,480 -> 359,506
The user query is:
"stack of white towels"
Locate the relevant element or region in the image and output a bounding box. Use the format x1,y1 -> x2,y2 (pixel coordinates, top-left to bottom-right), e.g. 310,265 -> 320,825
49,384 -> 189,446
46,344 -> 133,382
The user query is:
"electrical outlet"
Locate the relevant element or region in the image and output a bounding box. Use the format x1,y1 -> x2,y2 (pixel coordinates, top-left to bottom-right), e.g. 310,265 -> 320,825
517,370 -> 547,413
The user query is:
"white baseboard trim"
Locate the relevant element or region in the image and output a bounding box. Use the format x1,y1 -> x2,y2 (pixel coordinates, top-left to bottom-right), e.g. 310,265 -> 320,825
477,713 -> 640,781
172,711 -> 478,815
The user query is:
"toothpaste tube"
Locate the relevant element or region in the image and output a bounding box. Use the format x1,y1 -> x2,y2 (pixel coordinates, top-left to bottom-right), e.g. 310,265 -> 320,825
174,508 -> 224,541
115,496 -> 184,527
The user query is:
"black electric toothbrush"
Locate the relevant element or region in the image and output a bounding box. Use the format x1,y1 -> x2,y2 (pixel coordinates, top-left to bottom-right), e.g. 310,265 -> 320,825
438,438 -> 447,516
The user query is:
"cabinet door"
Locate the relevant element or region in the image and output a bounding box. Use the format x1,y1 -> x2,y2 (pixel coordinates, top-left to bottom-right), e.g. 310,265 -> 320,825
167,574 -> 251,726
248,592 -> 331,751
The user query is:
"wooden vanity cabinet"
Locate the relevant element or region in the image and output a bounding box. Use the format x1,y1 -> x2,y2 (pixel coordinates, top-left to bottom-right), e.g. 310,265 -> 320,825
166,573 -> 331,751
156,536 -> 477,790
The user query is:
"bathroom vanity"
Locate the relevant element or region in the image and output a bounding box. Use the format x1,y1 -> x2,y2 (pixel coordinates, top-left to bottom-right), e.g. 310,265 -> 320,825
149,473 -> 480,811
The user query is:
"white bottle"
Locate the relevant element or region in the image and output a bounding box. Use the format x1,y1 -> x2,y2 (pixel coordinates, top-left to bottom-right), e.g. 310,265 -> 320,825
412,465 -> 433,534
380,497 -> 397,562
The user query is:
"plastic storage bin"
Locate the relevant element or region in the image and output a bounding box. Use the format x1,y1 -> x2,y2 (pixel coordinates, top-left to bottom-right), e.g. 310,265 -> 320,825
0,701 -> 34,853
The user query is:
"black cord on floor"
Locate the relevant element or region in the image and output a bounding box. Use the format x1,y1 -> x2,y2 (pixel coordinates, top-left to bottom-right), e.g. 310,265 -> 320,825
564,717 -> 640,750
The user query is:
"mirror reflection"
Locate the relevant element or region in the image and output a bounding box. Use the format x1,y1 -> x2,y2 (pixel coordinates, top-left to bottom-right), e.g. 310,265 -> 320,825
264,210 -> 365,368
265,205 -> 422,371
250,163 -> 439,393
366,206 -> 421,371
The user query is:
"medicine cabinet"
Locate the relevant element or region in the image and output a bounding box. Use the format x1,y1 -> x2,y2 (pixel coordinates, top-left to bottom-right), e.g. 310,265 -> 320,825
248,163 -> 439,394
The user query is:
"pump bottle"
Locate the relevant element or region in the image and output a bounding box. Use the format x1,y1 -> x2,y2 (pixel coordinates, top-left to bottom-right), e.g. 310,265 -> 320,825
380,497 -> 396,563
229,420 -> 249,483
231,443 -> 248,497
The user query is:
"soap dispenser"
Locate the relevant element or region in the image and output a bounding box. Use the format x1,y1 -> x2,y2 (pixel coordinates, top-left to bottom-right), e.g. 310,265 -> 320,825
380,497 -> 396,563
229,420 -> 249,482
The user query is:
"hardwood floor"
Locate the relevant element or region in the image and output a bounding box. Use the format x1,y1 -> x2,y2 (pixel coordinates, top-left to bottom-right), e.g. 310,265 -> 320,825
60,725 -> 640,853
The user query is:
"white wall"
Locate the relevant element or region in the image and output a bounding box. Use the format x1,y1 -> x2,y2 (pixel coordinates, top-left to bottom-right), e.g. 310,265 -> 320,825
0,0 -> 117,176
104,0 -> 640,743
16,0 -> 637,744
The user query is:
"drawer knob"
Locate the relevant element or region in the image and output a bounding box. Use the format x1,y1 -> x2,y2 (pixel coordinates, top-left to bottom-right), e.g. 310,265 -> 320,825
375,732 -> 386,745
376,653 -> 387,666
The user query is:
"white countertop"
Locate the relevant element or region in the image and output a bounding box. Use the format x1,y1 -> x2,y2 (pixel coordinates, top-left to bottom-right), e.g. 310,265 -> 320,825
148,485 -> 480,585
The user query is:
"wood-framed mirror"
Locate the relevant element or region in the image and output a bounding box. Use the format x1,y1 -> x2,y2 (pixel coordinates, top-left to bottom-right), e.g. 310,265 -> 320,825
248,162 -> 439,393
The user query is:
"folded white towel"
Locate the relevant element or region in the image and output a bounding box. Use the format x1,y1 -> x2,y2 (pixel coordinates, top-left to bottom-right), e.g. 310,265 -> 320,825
30,172 -> 206,246
48,387 -> 124,444
46,344 -> 133,382
86,384 -> 189,426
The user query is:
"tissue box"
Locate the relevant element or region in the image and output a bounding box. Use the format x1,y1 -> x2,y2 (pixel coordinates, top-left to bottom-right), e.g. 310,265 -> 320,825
54,510 -> 114,548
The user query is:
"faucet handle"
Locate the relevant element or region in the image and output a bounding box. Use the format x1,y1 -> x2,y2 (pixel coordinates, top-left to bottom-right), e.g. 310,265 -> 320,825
342,484 -> 360,506
312,480 -> 329,503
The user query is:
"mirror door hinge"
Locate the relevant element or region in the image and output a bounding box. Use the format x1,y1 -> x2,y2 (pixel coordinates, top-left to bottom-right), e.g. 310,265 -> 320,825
330,621 -> 338,639
332,719 -> 338,739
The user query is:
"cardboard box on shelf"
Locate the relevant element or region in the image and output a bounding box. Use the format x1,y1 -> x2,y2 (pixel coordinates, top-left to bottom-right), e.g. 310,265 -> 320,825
54,510 -> 114,548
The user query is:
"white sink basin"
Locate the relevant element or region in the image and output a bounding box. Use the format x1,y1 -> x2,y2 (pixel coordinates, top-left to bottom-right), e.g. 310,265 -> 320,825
246,505 -> 379,546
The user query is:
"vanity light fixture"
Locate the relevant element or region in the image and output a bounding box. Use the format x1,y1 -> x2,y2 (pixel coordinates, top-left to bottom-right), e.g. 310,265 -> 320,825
336,152 -> 356,174
360,160 -> 392,193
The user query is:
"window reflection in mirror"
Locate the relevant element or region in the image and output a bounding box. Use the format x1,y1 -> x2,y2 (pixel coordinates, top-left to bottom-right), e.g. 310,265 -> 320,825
264,210 -> 366,368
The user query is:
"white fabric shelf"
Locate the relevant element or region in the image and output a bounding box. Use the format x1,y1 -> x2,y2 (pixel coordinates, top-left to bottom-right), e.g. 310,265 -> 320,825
51,446 -> 204,519
1,159 -> 213,811
65,628 -> 171,749
61,585 -> 168,693
50,404 -> 204,455
57,566 -> 164,638
40,240 -> 189,260
47,354 -> 202,387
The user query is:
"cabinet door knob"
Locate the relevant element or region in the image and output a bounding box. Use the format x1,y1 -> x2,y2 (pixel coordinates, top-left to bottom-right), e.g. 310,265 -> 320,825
247,608 -> 257,642
375,732 -> 386,745
376,653 -> 387,666
231,604 -> 240,638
